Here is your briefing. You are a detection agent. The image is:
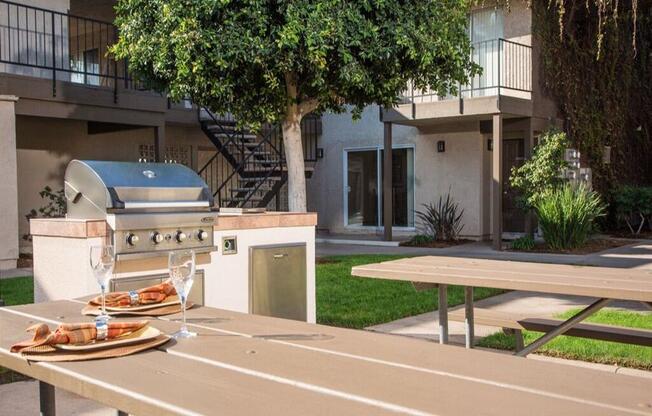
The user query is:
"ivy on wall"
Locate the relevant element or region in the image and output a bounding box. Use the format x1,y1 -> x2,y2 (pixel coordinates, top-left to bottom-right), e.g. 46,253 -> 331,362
475,0 -> 651,190
531,0 -> 651,191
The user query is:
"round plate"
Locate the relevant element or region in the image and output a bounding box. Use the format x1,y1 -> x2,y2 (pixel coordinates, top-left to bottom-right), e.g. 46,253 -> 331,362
55,326 -> 161,351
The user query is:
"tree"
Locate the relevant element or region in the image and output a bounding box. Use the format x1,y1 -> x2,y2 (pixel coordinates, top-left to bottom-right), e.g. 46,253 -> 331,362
509,129 -> 569,207
112,0 -> 480,211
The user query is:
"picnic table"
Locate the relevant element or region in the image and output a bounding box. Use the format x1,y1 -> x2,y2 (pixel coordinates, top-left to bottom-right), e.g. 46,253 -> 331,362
2,300 -> 652,415
351,256 -> 652,356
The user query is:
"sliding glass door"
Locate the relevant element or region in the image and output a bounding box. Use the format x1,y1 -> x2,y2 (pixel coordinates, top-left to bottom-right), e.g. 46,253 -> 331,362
346,150 -> 379,226
346,147 -> 414,228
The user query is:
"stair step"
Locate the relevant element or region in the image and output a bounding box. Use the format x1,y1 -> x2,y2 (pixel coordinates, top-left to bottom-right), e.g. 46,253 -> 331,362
223,196 -> 264,203
238,177 -> 281,183
230,187 -> 257,193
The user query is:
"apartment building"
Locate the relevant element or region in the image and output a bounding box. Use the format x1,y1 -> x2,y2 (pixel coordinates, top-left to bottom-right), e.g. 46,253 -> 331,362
307,1 -> 561,248
0,0 -> 319,269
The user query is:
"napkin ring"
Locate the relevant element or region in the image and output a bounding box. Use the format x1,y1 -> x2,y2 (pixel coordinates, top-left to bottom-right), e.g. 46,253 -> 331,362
95,319 -> 108,341
128,290 -> 139,306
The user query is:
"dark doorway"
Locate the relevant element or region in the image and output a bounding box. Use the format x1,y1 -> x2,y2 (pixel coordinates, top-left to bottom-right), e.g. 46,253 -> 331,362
503,138 -> 525,232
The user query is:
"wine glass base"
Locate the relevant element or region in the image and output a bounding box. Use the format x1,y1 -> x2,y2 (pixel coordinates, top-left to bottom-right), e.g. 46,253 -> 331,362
172,329 -> 197,339
95,314 -> 112,323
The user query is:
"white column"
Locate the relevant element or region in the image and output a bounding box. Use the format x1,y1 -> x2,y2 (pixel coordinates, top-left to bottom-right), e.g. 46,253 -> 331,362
491,114 -> 503,250
0,95 -> 19,270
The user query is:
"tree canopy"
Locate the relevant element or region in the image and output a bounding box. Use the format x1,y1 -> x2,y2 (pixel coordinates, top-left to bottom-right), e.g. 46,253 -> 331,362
112,0 -> 479,127
112,0 -> 480,211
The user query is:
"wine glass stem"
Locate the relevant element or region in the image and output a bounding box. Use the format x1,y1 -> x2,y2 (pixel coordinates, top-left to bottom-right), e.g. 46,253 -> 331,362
181,295 -> 187,332
101,284 -> 107,316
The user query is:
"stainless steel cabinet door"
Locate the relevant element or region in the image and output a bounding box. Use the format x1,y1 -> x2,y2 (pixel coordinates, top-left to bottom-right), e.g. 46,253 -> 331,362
249,244 -> 307,321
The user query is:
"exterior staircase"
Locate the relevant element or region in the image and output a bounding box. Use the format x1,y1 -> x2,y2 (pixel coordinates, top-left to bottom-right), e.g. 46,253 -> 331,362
197,108 -> 320,209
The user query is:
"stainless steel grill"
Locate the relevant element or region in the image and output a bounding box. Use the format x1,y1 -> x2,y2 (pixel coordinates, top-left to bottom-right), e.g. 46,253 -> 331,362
64,160 -> 218,260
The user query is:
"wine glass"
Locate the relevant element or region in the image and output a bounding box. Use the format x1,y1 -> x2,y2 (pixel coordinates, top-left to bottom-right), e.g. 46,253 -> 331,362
168,250 -> 196,338
89,245 -> 115,322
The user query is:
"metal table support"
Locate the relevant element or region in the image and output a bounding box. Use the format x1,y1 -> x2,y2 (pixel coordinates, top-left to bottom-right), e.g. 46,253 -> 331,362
464,286 -> 474,348
438,284 -> 448,344
515,298 -> 612,357
39,381 -> 55,416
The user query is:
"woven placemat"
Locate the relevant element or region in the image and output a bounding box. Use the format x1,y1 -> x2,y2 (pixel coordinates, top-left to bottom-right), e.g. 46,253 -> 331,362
19,335 -> 171,362
82,302 -> 194,317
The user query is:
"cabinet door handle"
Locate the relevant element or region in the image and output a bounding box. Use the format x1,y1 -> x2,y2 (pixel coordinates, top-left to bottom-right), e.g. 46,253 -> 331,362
273,253 -> 287,259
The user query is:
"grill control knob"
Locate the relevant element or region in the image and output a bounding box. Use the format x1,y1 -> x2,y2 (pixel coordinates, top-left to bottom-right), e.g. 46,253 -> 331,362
151,232 -> 164,244
175,231 -> 187,243
126,233 -> 139,246
197,230 -> 209,241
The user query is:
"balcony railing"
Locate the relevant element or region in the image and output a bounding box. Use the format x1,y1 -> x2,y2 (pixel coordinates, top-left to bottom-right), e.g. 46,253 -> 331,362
0,0 -> 140,100
401,38 -> 532,104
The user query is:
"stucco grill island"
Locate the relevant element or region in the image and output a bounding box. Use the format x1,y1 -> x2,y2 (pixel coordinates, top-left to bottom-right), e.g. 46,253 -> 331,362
30,160 -> 317,322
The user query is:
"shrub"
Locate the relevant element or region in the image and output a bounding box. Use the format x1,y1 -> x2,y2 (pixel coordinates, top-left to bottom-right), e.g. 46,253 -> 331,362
404,234 -> 436,246
532,183 -> 606,250
23,186 -> 66,241
511,235 -> 535,251
509,129 -> 569,207
416,190 -> 465,241
613,186 -> 652,235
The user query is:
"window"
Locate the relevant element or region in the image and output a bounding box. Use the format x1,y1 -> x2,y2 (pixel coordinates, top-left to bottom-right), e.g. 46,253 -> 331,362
467,8 -> 504,97
70,48 -> 100,86
345,147 -> 415,228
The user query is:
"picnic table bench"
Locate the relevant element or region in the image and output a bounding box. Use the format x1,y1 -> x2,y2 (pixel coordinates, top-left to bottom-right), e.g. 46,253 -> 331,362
2,300 -> 652,415
351,256 -> 652,356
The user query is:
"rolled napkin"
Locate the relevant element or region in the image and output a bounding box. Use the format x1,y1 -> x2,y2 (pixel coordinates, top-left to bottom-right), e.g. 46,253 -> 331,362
89,281 -> 177,308
10,321 -> 148,353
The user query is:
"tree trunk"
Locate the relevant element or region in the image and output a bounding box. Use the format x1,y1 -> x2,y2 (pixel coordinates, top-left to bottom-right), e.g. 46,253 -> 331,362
282,116 -> 307,212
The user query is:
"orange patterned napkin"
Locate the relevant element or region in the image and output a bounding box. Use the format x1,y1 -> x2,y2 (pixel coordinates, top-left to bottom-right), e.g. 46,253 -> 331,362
89,281 -> 176,308
10,321 -> 148,353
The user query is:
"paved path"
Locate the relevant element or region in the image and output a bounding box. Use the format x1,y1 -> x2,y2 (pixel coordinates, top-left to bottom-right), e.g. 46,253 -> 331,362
0,268 -> 32,280
0,380 -> 113,415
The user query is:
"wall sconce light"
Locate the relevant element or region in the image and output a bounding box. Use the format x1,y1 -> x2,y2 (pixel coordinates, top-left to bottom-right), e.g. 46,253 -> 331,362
316,148 -> 324,159
487,139 -> 493,151
437,141 -> 445,153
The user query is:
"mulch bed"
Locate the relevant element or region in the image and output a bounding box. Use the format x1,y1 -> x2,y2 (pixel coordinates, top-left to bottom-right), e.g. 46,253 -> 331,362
607,230 -> 652,239
399,239 -> 473,248
16,253 -> 32,269
508,238 -> 638,255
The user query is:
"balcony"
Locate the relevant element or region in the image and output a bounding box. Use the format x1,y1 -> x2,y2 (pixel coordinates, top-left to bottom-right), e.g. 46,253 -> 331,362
0,0 -> 185,126
383,38 -> 533,125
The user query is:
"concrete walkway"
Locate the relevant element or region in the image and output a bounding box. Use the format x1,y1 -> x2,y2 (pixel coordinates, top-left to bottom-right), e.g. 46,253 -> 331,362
0,268 -> 32,280
0,380 -> 113,415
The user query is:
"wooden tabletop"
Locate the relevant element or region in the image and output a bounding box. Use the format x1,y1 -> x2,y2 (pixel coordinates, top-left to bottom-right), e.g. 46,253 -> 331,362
1,301 -> 652,415
351,256 -> 652,302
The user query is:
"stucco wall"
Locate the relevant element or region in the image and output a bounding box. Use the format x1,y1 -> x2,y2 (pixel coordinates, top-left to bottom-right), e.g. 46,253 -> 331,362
307,105 -> 487,239
15,115 -> 211,249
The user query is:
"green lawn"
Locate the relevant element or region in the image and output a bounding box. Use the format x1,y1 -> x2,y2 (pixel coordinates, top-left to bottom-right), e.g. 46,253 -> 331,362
477,308 -> 652,370
0,276 -> 34,383
316,255 -> 503,329
0,276 -> 33,306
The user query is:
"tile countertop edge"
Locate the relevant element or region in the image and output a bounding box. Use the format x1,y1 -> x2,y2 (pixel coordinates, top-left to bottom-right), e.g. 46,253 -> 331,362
30,212 -> 318,238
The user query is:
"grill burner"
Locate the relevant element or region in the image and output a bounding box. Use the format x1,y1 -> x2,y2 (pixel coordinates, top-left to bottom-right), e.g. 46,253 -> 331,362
64,160 -> 218,260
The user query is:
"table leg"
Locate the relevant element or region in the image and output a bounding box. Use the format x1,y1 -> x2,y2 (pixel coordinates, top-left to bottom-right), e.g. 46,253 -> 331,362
39,381 -> 55,416
515,298 -> 611,357
464,286 -> 474,348
438,284 -> 448,344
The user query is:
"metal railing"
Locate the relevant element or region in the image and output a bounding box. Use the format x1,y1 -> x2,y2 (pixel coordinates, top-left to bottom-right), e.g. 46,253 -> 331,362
0,0 -> 139,99
197,108 -> 320,209
402,38 -> 532,103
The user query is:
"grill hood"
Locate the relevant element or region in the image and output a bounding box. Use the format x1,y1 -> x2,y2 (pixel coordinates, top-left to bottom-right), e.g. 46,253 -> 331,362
64,160 -> 214,219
